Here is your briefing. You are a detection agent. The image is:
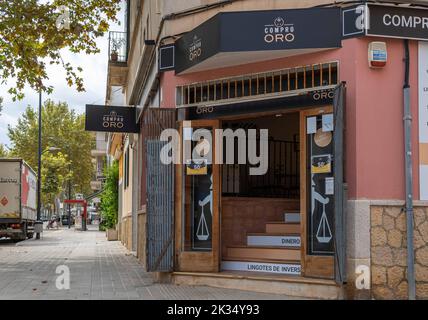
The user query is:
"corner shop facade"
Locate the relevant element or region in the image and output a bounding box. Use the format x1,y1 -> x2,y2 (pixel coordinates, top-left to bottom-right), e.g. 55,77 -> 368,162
102,1 -> 428,299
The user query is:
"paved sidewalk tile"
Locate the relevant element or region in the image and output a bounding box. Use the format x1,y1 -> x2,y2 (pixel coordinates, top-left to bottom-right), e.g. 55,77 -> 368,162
0,227 -> 297,300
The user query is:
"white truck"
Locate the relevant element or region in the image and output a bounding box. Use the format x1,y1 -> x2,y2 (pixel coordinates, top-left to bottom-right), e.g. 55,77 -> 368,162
0,159 -> 37,241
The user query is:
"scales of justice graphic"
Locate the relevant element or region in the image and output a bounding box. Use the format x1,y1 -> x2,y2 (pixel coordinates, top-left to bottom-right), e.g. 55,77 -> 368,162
196,174 -> 213,241
311,175 -> 332,244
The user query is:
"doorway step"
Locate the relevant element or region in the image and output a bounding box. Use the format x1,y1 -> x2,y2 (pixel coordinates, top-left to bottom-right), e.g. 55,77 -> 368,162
222,213 -> 302,276
171,271 -> 343,299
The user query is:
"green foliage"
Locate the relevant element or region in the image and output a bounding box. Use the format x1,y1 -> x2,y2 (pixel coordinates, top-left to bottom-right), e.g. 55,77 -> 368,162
41,151 -> 71,210
0,99 -> 9,158
7,99 -> 94,206
100,161 -> 118,230
0,0 -> 122,100
0,144 -> 8,158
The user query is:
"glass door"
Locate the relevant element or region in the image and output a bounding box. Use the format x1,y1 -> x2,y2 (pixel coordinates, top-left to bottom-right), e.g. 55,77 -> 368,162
175,120 -> 221,272
300,106 -> 335,279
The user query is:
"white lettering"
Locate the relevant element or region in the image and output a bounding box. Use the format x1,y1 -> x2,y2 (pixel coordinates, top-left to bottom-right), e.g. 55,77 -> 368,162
402,16 -> 412,28
383,14 -> 428,29
392,15 -> 401,27
423,17 -> 428,29
414,16 -> 422,27
264,34 -> 274,43
383,14 -> 392,26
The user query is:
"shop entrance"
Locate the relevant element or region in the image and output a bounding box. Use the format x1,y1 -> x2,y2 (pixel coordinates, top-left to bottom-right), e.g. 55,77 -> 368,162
174,85 -> 345,282
219,106 -> 337,279
220,112 -> 302,276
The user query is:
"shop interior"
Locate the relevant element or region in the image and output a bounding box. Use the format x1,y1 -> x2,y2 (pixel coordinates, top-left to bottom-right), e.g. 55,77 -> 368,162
220,111 -> 302,267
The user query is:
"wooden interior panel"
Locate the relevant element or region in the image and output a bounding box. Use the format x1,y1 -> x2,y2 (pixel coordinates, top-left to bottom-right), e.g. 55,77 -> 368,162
304,256 -> 334,279
221,197 -> 299,259
178,252 -> 218,272
226,246 -> 301,261
265,222 -> 301,234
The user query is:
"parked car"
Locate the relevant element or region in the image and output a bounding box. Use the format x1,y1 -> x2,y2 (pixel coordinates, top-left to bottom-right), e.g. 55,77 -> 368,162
61,215 -> 75,226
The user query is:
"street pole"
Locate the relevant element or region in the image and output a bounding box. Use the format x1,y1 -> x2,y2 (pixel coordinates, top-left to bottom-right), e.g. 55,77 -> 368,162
68,163 -> 71,229
403,39 -> 416,300
36,90 -> 42,240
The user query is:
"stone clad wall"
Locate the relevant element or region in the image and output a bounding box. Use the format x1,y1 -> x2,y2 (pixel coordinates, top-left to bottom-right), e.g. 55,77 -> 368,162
370,205 -> 428,299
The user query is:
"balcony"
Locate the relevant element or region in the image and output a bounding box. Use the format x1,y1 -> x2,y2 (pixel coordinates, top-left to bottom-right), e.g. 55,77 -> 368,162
109,31 -> 128,64
107,31 -> 128,88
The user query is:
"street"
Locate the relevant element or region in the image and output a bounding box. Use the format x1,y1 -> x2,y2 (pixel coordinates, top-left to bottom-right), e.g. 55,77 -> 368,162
0,226 -> 294,300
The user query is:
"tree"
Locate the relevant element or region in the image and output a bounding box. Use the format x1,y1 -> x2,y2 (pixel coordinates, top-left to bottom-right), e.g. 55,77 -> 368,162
8,99 -> 94,206
0,97 -> 8,158
100,161 -> 118,230
41,151 -> 70,213
0,144 -> 8,158
0,0 -> 121,100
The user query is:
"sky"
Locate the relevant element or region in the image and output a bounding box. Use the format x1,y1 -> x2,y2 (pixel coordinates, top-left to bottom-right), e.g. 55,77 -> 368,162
0,2 -> 125,148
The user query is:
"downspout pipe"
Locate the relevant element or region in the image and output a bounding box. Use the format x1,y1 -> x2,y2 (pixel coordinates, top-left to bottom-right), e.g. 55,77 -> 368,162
403,39 -> 416,300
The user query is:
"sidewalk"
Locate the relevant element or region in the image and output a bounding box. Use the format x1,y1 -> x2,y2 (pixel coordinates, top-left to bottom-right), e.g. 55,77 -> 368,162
0,226 -> 298,300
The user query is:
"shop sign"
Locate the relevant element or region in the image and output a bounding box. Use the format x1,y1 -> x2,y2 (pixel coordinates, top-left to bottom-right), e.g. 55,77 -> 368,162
221,261 -> 301,275
187,88 -> 336,120
159,45 -> 175,71
247,235 -> 301,247
368,5 -> 428,41
343,4 -> 428,41
175,8 -> 341,74
85,105 -> 139,133
342,6 -> 366,38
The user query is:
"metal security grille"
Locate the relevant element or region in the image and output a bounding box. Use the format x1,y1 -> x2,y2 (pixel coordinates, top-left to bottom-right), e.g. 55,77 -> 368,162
143,108 -> 176,272
333,83 -> 347,284
222,139 -> 300,198
176,61 -> 338,106
146,140 -> 174,272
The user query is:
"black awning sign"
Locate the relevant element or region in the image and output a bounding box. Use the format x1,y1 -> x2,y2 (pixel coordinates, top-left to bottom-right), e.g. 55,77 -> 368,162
175,8 -> 341,74
85,105 -> 139,133
367,4 -> 428,41
343,4 -> 428,41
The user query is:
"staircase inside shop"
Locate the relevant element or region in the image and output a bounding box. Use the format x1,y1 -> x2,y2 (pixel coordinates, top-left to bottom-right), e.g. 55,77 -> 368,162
173,210 -> 343,299
222,212 -> 302,275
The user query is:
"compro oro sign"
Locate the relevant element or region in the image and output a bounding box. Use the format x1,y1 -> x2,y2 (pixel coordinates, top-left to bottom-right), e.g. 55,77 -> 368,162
363,4 -> 428,41
174,8 -> 341,74
85,105 -> 139,133
342,4 -> 428,41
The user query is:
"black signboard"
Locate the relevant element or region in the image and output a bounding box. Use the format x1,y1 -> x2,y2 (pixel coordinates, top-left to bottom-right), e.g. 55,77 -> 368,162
342,5 -> 366,38
183,88 -> 335,120
367,4 -> 428,41
175,8 -> 341,74
159,45 -> 175,71
175,14 -> 221,74
342,4 -> 428,41
85,105 -> 139,133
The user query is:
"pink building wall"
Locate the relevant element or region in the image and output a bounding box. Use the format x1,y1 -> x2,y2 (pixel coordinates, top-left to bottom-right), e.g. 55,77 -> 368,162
160,37 -> 420,201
